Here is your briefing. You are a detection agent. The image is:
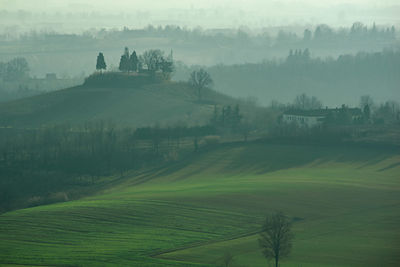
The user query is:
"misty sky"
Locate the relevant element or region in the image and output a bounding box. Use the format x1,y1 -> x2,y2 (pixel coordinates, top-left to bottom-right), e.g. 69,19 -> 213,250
1,0 -> 399,30
1,0 -> 399,10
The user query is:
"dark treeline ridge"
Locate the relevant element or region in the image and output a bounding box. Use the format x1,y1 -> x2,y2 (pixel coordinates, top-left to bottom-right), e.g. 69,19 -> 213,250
174,49 -> 400,106
0,122 -> 218,213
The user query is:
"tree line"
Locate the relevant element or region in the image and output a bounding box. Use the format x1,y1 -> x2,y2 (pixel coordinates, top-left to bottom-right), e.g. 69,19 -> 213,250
96,47 -> 174,78
0,122 -> 219,213
0,57 -> 29,81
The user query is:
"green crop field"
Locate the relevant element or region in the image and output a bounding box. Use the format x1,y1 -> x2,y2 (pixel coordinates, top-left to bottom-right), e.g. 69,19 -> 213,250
0,142 -> 399,266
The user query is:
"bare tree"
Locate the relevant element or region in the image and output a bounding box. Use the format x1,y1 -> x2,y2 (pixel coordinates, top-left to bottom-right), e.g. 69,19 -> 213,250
360,95 -> 374,109
259,211 -> 294,267
142,49 -> 164,76
293,93 -> 322,110
222,251 -> 234,267
189,69 -> 213,100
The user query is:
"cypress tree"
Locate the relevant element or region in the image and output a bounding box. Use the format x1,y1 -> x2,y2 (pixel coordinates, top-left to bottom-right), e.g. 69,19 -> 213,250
96,52 -> 106,72
130,51 -> 139,72
119,47 -> 130,72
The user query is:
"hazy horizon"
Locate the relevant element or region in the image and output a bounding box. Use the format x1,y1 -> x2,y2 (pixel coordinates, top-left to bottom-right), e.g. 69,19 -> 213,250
1,0 -> 399,33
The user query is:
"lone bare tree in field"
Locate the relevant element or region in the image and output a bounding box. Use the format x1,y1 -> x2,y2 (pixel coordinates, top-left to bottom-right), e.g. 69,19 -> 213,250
259,211 -> 294,267
189,69 -> 213,100
222,251 -> 234,267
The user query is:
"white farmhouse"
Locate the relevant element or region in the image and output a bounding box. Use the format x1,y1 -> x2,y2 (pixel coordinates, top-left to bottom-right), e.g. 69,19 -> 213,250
283,110 -> 326,127
283,107 -> 363,127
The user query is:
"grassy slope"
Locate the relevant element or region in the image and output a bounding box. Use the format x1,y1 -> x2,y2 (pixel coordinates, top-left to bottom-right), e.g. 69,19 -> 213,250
0,80 -> 232,127
0,143 -> 399,266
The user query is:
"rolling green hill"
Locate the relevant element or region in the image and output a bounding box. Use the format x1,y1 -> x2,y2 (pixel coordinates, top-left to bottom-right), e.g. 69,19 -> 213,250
0,142 -> 399,266
0,78 -> 234,128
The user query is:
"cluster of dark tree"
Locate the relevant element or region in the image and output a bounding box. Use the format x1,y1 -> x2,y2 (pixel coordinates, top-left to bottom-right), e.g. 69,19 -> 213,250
359,95 -> 400,125
300,22 -> 396,43
0,122 -> 218,213
96,48 -> 174,78
211,105 -> 242,130
208,104 -> 255,141
286,49 -> 311,64
324,105 -> 365,125
0,57 -> 29,81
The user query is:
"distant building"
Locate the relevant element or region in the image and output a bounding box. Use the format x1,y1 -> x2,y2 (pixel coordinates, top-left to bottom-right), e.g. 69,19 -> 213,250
283,109 -> 327,127
283,107 -> 363,127
46,73 -> 57,80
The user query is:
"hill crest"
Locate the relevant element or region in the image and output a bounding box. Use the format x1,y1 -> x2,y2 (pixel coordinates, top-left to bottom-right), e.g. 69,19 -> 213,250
0,78 -> 234,128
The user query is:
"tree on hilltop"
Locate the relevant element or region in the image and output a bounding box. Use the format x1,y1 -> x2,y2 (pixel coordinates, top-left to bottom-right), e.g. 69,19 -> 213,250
142,49 -> 164,76
130,51 -> 139,72
119,47 -> 130,72
189,69 -> 213,100
96,52 -> 107,72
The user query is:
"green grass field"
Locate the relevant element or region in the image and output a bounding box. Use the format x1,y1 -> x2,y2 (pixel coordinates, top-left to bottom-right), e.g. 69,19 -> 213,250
0,142 -> 399,266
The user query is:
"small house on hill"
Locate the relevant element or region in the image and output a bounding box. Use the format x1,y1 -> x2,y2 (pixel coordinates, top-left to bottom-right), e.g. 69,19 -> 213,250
283,109 -> 328,127
283,107 -> 363,127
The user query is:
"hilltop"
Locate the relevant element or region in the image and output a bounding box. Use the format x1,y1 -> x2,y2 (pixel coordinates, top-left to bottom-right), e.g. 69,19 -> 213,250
0,73 -> 235,128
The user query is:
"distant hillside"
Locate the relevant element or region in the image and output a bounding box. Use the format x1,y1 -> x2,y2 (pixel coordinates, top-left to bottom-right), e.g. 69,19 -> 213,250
0,75 -> 235,128
174,50 -> 400,107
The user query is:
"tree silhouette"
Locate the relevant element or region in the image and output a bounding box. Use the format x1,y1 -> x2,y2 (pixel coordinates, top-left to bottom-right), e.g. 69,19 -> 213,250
119,47 -> 130,72
142,49 -> 164,76
96,52 -> 107,72
159,56 -> 174,79
293,93 -> 322,110
130,51 -> 139,72
189,69 -> 213,100
222,251 -> 234,267
3,57 -> 29,81
259,211 -> 294,267
363,104 -> 371,121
